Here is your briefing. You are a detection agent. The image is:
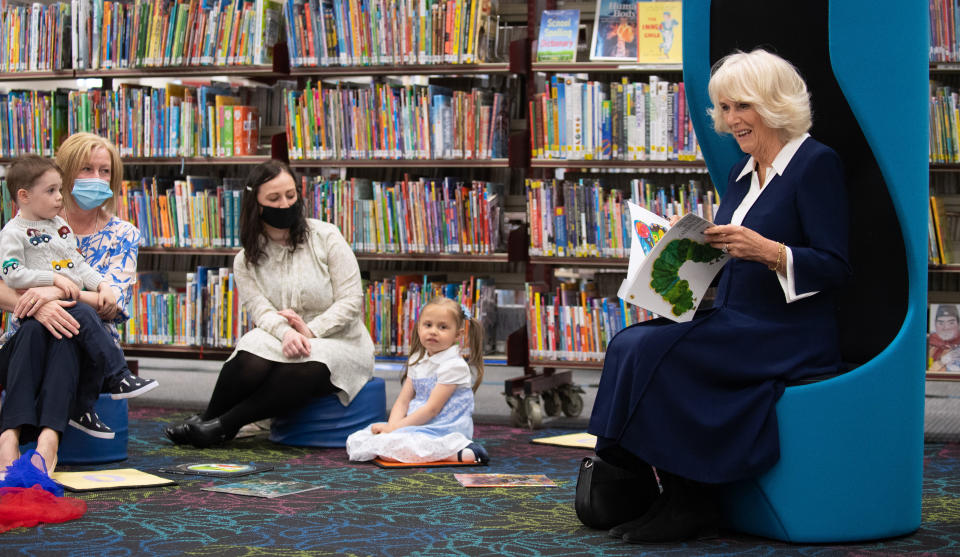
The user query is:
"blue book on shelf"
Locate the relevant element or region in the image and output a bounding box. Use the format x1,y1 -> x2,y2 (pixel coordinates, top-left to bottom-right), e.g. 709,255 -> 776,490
537,9 -> 580,62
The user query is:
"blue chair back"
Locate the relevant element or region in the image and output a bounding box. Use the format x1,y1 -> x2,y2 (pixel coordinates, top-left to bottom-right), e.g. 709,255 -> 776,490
683,0 -> 926,541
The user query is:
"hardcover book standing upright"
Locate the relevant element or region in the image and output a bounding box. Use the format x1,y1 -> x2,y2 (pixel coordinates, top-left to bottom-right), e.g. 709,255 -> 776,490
537,10 -> 580,62
589,0 -> 640,61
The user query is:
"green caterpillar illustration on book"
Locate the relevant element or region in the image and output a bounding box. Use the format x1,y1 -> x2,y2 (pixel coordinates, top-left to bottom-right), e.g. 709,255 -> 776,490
650,238 -> 726,316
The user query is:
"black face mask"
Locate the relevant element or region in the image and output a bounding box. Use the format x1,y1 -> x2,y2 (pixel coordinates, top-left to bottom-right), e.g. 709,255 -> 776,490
259,202 -> 301,229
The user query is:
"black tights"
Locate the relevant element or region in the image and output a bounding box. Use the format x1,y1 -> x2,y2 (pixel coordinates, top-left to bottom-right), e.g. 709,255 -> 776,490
201,351 -> 338,433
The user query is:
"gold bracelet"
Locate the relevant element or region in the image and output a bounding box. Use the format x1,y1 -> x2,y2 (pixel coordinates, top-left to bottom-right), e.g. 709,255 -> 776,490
769,242 -> 784,271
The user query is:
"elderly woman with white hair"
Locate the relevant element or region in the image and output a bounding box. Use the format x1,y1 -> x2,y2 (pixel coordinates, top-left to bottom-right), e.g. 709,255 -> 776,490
588,48 -> 852,543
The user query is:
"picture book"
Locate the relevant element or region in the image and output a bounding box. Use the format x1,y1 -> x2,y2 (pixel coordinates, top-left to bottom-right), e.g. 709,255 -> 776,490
157,463 -> 274,478
589,0 -> 640,61
929,303 -> 960,372
455,474 -> 558,488
201,479 -> 326,498
537,10 -> 580,62
618,206 -> 730,322
530,432 -> 597,449
52,469 -> 176,492
635,1 -> 682,64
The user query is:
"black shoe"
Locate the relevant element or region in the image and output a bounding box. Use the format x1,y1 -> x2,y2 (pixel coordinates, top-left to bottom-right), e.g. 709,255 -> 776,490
110,374 -> 159,399
459,442 -> 489,464
163,422 -> 192,445
69,412 -> 116,439
621,473 -> 719,543
608,491 -> 668,539
185,418 -> 232,448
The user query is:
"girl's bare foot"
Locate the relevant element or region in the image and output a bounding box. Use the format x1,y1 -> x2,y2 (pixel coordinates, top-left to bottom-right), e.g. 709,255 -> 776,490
0,429 -> 21,475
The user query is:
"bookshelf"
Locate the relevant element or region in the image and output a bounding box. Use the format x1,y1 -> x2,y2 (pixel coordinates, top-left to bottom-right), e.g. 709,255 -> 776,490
929,52 -> 960,379
499,6 -> 716,425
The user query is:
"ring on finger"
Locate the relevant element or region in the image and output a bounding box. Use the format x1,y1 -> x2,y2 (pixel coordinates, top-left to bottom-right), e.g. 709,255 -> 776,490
722,244 -> 729,254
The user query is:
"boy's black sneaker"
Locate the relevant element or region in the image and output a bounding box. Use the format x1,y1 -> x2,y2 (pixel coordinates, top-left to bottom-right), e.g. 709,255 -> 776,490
110,374 -> 159,400
68,412 -> 116,439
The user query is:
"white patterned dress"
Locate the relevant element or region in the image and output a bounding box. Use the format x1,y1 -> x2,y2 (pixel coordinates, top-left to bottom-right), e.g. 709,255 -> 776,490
346,345 -> 476,462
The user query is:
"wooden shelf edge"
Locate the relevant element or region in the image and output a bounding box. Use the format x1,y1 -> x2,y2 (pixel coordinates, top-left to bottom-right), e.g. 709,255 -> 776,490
74,65 -> 279,79
530,256 -> 628,267
290,63 -> 510,76
532,62 -> 683,73
288,159 -> 510,168
530,159 -> 706,169
138,248 -> 511,262
529,358 -> 604,370
122,344 -> 234,360
926,371 -> 960,381
0,70 -> 74,80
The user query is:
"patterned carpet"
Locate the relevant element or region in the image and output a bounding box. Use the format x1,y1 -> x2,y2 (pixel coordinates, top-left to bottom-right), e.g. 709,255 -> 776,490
1,406 -> 958,556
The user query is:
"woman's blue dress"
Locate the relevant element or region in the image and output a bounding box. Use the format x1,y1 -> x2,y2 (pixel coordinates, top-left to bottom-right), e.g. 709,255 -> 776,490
588,137 -> 851,483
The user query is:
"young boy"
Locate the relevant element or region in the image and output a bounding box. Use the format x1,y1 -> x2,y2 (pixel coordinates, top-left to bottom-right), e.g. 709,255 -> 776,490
0,155 -> 157,438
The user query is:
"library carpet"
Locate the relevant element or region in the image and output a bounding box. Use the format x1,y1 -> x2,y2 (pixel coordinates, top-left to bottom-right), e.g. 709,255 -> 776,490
1,407 -> 958,556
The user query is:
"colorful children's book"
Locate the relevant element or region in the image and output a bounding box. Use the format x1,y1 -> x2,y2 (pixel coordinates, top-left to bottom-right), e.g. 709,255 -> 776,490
51,469 -> 177,492
589,0 -> 640,62
157,463 -> 274,478
635,1 -> 682,64
202,479 -> 325,498
531,432 -> 597,449
928,303 -> 960,372
373,458 -> 484,469
618,206 -> 729,322
454,474 -> 558,488
537,10 -> 580,62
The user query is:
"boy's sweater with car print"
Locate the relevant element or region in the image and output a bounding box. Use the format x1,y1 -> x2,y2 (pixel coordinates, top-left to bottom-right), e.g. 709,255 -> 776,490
0,214 -> 104,291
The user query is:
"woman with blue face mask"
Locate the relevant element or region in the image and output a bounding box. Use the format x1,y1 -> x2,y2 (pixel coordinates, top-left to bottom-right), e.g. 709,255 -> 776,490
0,135 -> 157,443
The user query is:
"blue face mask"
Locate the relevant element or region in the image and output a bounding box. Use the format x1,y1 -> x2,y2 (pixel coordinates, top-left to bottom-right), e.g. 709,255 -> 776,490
72,178 -> 113,210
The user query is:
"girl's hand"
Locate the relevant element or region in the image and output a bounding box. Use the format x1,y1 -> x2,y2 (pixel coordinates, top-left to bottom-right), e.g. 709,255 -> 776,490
371,423 -> 392,434
668,215 -> 681,227
281,329 -> 311,359
278,309 -> 314,338
703,224 -> 779,265
52,274 -> 80,301
15,286 -> 65,318
33,299 -> 80,339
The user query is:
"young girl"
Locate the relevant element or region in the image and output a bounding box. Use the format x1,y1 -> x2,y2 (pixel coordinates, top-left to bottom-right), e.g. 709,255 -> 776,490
346,297 -> 488,464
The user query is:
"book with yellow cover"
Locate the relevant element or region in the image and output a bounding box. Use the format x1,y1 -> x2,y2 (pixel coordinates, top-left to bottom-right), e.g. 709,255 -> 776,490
636,1 -> 682,64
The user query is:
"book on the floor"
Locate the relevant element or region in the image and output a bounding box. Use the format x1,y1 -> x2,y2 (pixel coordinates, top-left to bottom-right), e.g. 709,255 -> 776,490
157,463 -> 274,478
51,469 -> 177,492
531,432 -> 597,449
454,474 -> 558,488
373,458 -> 485,469
201,479 -> 325,498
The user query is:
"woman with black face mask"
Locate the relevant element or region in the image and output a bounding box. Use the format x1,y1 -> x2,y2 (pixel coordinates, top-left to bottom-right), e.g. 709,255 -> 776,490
164,160 -> 375,447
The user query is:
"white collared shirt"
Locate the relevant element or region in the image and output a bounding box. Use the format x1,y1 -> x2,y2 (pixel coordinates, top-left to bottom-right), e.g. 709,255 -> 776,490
407,344 -> 472,387
730,133 -> 815,303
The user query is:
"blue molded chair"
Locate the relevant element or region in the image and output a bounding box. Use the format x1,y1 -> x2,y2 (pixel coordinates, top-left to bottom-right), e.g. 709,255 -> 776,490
270,377 -> 387,448
683,0 -> 926,542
